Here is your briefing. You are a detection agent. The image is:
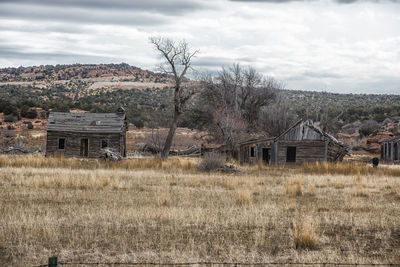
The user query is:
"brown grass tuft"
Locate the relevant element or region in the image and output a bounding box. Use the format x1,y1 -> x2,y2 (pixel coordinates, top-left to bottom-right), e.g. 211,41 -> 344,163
293,217 -> 318,250
197,152 -> 224,172
157,187 -> 172,207
286,178 -> 303,196
235,187 -> 252,206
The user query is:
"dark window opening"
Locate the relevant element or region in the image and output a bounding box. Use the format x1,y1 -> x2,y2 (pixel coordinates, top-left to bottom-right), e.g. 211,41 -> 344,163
262,148 -> 270,164
250,147 -> 255,157
101,139 -> 108,149
58,138 -> 65,150
286,146 -> 296,162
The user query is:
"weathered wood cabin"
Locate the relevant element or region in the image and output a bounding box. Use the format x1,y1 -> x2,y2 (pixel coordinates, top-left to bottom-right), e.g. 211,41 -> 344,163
381,136 -> 400,162
239,120 -> 348,165
45,107 -> 127,158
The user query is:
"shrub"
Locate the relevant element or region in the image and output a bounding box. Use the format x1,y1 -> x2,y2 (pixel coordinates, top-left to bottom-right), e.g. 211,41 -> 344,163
359,126 -> 375,137
132,119 -> 144,128
27,122 -> 34,129
198,152 -> 224,172
25,109 -> 38,119
7,125 -> 16,130
3,105 -> 18,116
4,114 -> 18,123
3,131 -> 16,138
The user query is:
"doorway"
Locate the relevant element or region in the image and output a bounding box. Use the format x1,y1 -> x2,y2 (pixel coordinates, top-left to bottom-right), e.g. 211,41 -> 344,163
80,138 -> 88,157
262,148 -> 270,164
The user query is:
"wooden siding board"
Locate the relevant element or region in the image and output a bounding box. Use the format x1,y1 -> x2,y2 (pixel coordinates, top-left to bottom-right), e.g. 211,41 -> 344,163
277,140 -> 326,163
46,131 -> 124,158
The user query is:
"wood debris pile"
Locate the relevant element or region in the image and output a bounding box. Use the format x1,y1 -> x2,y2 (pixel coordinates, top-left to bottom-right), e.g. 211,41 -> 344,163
100,147 -> 122,161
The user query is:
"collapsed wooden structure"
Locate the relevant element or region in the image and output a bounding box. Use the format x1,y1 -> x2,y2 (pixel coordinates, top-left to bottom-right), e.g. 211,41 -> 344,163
45,107 -> 127,158
239,120 -> 348,165
381,136 -> 400,162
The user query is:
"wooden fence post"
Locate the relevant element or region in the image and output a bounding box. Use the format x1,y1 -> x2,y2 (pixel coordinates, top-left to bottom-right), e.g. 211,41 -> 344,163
48,256 -> 57,267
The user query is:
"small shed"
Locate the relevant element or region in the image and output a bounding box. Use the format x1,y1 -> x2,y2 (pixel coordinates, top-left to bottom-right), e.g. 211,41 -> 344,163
381,136 -> 400,162
239,120 -> 348,165
45,107 -> 127,158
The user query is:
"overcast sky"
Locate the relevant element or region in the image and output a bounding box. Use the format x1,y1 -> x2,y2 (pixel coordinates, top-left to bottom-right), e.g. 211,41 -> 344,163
0,0 -> 399,94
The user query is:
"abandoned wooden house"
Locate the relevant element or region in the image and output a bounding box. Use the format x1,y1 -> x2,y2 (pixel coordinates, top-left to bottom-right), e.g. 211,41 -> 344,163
239,120 -> 348,165
381,136 -> 400,162
45,107 -> 127,158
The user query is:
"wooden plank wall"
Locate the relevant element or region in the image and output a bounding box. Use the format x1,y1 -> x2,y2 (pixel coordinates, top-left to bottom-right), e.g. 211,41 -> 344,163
382,140 -> 400,162
277,140 -> 326,163
239,141 -> 272,165
46,131 -> 123,158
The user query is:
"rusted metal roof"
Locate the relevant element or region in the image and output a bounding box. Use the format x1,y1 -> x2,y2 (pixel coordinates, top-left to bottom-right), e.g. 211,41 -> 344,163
46,112 -> 126,133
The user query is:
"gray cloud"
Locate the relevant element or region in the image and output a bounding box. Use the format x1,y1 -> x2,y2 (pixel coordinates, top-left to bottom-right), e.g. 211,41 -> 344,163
0,0 -> 206,15
0,44 -> 110,62
0,4 -> 168,26
194,56 -> 234,68
0,24 -> 87,34
230,0 -> 400,3
303,71 -> 344,79
0,44 -> 116,65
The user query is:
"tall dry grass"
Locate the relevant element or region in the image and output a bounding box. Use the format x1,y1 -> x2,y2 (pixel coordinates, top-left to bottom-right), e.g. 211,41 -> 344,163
0,156 -> 400,266
302,161 -> 400,177
0,154 -> 196,171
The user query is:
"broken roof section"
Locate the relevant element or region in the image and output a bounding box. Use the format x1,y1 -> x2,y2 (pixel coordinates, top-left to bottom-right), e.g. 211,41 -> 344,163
274,119 -> 345,146
46,112 -> 126,133
239,119 -> 347,148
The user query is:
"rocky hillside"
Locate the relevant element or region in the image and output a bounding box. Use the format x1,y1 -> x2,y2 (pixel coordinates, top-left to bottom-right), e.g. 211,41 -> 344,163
1,63 -> 400,152
0,63 -> 173,91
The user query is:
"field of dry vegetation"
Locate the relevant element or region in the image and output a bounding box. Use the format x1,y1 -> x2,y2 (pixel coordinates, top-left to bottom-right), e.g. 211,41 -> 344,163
0,155 -> 400,266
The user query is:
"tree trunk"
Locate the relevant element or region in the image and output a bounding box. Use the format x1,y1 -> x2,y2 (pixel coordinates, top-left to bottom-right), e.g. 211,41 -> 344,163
161,112 -> 180,159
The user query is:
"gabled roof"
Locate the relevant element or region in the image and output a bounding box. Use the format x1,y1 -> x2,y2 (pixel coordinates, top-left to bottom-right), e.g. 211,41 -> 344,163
46,112 -> 126,133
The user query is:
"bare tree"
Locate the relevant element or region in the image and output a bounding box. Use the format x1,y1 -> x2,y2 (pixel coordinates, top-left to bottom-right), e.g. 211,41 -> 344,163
201,64 -> 278,125
196,64 -> 280,152
150,37 -> 199,159
260,92 -> 297,137
145,127 -> 168,154
210,108 -> 248,153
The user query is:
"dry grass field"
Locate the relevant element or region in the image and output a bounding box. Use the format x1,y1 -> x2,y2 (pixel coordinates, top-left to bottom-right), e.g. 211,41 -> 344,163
0,155 -> 400,266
